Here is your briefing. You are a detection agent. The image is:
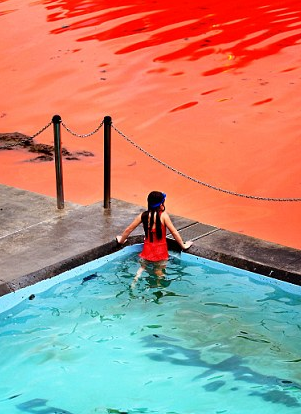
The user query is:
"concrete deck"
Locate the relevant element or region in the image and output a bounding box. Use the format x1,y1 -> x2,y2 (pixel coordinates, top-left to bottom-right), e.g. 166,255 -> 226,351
0,184 -> 300,297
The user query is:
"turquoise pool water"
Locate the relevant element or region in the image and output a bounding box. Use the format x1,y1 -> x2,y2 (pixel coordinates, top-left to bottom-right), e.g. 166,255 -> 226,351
0,245 -> 300,414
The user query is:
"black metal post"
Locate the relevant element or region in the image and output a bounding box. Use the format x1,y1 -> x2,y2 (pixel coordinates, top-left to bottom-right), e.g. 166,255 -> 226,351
52,115 -> 64,210
103,116 -> 112,209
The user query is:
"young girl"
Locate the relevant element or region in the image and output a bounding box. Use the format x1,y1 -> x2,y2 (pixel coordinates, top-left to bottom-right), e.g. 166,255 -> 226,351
116,191 -> 193,282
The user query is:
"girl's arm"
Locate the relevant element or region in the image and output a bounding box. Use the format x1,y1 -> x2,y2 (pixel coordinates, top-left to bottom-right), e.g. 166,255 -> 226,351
116,214 -> 142,245
162,212 -> 193,250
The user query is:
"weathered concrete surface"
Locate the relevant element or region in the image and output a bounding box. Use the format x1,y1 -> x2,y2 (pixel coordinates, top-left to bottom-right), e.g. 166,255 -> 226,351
0,184 -> 300,296
0,185 -> 145,294
184,231 -> 301,285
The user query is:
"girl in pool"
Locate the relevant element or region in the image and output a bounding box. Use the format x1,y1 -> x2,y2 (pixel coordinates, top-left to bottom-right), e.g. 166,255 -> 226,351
116,191 -> 193,283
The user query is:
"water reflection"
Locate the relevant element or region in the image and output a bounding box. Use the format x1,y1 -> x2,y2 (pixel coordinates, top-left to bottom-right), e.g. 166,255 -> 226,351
1,253 -> 301,413
113,254 -> 191,305
45,0 -> 301,72
142,334 -> 301,408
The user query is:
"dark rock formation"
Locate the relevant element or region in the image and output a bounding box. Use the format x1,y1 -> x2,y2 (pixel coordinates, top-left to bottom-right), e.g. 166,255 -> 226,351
0,132 -> 94,162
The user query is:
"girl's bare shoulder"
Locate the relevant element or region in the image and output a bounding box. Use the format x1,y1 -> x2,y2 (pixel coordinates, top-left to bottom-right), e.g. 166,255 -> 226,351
160,210 -> 170,222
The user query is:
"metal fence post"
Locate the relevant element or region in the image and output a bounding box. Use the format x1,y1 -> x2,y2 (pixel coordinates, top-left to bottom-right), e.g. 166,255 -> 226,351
103,115 -> 112,209
52,114 -> 64,210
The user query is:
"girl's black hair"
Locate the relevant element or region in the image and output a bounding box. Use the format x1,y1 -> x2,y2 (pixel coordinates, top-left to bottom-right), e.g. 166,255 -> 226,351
141,191 -> 165,242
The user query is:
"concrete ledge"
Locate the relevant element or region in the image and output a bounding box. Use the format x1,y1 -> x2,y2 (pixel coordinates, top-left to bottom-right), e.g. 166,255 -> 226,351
1,229 -> 300,297
166,235 -> 301,285
0,237 -> 137,296
0,184 -> 300,296
194,230 -> 301,283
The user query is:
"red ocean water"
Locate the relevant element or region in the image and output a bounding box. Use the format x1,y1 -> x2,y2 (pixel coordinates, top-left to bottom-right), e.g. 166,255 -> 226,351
0,0 -> 301,248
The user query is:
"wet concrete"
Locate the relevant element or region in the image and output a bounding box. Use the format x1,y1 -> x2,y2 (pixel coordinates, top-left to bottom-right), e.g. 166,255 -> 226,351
0,184 -> 300,297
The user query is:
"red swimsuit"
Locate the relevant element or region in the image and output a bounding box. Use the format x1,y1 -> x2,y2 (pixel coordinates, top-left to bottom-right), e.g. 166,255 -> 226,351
139,219 -> 169,262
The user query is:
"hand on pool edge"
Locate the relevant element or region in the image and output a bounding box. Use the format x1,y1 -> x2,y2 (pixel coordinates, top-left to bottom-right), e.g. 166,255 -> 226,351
116,235 -> 127,245
183,240 -> 193,250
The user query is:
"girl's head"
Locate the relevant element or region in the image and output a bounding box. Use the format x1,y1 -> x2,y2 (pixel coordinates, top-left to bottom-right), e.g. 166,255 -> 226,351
147,191 -> 166,210
142,191 -> 166,241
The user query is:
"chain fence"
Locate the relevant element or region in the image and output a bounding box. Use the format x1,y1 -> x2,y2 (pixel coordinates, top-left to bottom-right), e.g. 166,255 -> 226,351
61,119 -> 104,137
112,123 -> 301,202
30,121 -> 53,139
0,121 -> 53,149
2,117 -> 300,202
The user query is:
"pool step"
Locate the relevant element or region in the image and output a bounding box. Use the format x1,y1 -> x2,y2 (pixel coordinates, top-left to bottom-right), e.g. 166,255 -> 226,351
167,222 -> 219,242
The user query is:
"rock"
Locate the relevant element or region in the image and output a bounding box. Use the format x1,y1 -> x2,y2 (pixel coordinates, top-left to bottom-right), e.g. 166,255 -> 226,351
0,132 -> 94,162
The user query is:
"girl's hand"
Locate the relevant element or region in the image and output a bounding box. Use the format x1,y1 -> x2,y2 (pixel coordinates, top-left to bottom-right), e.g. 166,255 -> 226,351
116,235 -> 127,245
183,240 -> 193,250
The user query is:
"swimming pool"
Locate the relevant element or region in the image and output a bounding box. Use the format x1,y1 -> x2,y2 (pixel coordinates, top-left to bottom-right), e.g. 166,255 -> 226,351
1,245 -> 300,414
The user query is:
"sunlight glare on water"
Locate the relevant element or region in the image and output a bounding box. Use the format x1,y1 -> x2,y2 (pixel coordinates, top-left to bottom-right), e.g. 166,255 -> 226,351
0,248 -> 301,414
47,0 -> 301,73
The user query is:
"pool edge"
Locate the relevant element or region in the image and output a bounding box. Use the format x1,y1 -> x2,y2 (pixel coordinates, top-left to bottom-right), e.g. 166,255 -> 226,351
0,185 -> 300,297
1,232 -> 301,297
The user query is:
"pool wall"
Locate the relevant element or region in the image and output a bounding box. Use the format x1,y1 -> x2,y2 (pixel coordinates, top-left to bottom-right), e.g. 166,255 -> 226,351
1,244 -> 300,314
0,190 -> 300,298
2,231 -> 300,300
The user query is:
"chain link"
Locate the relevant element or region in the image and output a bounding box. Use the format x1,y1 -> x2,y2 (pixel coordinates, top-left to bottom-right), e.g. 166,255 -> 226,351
1,121 -> 51,147
30,121 -> 53,139
3,118 -> 301,202
61,120 -> 104,137
112,123 -> 301,202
